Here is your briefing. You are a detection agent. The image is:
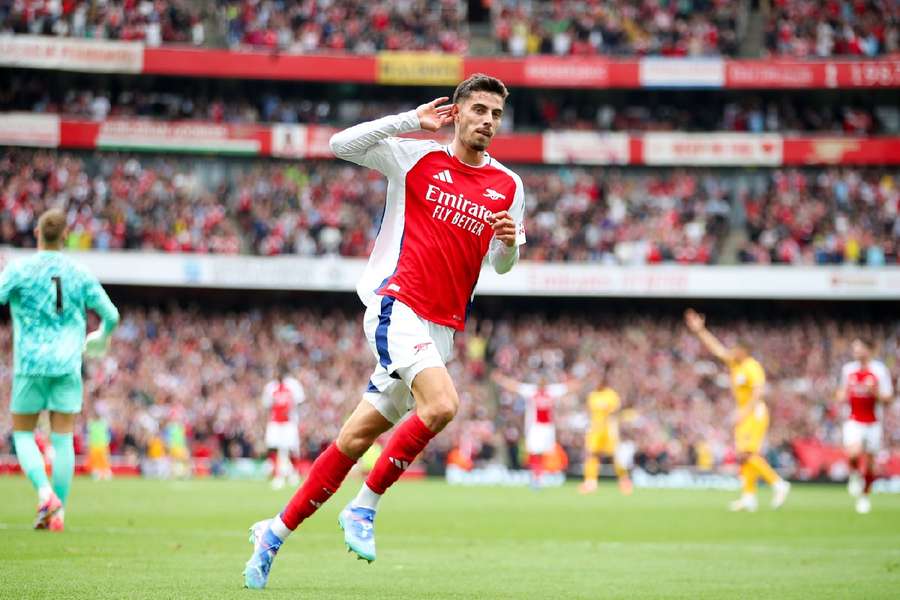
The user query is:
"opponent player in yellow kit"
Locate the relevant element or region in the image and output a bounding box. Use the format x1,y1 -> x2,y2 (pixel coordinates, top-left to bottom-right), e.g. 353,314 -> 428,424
579,364 -> 632,495
685,309 -> 790,511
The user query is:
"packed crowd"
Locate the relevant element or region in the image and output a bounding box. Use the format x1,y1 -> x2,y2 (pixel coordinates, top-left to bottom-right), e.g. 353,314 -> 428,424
738,169 -> 900,266
0,150 -> 729,264
766,0 -> 900,58
493,0 -> 739,57
0,77 -> 415,128
0,305 -> 896,476
535,95 -> 894,135
218,0 -> 467,53
5,74 -> 896,135
0,0 -> 206,45
3,150 -> 899,266
2,0 -> 898,57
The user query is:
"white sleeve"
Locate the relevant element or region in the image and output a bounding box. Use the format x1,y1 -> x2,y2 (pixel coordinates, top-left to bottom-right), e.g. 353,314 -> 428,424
261,382 -> 274,408
488,173 -> 526,274
839,363 -> 851,392
510,174 -> 527,247
874,361 -> 894,397
548,383 -> 569,398
289,379 -> 306,405
517,383 -> 537,397
329,110 -> 422,177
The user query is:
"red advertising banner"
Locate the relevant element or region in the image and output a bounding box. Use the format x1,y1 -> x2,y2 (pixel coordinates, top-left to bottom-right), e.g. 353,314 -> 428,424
783,138 -> 900,164
461,56 -> 642,88
793,439 -> 900,479
142,47 -> 376,82
727,59 -> 900,88
59,120 -> 100,148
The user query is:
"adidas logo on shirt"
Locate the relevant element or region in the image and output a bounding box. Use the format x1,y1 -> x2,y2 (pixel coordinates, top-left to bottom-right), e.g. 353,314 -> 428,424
432,169 -> 454,184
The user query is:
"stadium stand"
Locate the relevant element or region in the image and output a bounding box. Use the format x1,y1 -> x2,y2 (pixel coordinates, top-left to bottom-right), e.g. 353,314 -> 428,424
2,149 -> 897,265
2,1 -> 896,57
1,306 -> 897,478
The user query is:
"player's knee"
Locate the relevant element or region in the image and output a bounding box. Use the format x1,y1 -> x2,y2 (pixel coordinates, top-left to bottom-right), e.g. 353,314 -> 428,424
419,390 -> 459,432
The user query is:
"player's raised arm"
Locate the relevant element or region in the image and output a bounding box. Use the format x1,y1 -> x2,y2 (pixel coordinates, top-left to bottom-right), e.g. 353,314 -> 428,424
491,371 -> 523,394
684,309 -> 731,364
328,97 -> 453,174
83,273 -> 120,358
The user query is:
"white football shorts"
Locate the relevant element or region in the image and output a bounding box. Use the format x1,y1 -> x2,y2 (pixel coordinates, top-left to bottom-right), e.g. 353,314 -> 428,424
842,420 -> 882,454
525,423 -> 556,455
265,421 -> 300,452
362,296 -> 454,424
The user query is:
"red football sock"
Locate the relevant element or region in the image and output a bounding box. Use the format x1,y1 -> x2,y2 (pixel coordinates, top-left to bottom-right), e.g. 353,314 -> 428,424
855,453 -> 867,476
365,413 -> 436,495
863,460 -> 877,494
280,443 -> 356,530
528,454 -> 543,477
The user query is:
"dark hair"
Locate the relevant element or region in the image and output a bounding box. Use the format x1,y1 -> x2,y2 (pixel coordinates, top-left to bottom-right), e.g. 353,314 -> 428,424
38,208 -> 66,245
854,336 -> 874,349
452,73 -> 508,104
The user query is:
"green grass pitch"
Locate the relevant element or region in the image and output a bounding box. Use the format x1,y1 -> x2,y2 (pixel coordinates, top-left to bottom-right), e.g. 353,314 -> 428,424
1,477 -> 899,599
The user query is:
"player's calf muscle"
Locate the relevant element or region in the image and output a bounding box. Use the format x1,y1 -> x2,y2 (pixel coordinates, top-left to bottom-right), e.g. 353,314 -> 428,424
337,403 -> 392,459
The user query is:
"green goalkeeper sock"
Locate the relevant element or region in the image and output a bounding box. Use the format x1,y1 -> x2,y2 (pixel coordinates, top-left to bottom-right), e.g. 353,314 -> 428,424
13,431 -> 52,499
50,432 -> 75,505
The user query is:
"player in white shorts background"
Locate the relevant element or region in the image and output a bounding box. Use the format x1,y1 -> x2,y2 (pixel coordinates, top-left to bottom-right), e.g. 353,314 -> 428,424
262,364 -> 306,490
493,372 -> 580,488
836,337 -> 894,514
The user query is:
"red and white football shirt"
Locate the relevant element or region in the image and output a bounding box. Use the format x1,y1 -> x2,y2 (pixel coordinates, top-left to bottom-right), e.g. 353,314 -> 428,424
840,360 -> 892,423
332,110 -> 526,331
262,377 -> 305,424
517,383 -> 569,430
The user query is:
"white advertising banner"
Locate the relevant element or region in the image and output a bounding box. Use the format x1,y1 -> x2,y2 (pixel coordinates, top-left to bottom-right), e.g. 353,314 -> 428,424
0,35 -> 143,73
542,132 -> 630,165
0,113 -> 60,147
639,58 -> 725,88
643,133 -> 784,166
96,120 -> 261,154
2,250 -> 899,299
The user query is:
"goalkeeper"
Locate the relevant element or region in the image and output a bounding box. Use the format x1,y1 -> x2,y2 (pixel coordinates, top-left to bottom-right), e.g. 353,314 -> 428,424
1,208 -> 119,531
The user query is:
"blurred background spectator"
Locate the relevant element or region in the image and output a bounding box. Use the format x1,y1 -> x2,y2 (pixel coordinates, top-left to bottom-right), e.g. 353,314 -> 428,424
2,149 -> 897,265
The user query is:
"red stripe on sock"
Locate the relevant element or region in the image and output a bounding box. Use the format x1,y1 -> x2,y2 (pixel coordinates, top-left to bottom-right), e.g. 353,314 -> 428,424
365,413 -> 436,495
280,443 -> 355,530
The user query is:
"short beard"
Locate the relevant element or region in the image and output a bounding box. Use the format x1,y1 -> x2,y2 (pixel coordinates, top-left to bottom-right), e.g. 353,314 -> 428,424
468,137 -> 488,152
